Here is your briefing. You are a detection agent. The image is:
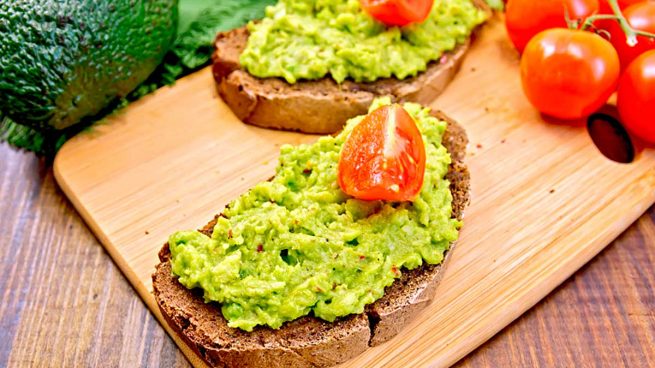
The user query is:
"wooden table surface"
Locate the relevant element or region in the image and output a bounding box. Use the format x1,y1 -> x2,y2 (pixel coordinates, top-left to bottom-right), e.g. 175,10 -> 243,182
1,143 -> 653,367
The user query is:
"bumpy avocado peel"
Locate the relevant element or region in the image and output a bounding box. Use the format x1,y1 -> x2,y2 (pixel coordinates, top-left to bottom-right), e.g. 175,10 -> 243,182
0,0 -> 277,156
0,0 -> 178,131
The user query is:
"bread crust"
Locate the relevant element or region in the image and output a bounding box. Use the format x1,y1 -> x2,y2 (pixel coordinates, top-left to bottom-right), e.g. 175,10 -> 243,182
153,112 -> 470,367
211,0 -> 489,134
212,28 -> 470,134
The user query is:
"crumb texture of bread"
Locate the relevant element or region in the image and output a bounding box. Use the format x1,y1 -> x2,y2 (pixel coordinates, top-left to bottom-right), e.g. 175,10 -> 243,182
153,115 -> 470,368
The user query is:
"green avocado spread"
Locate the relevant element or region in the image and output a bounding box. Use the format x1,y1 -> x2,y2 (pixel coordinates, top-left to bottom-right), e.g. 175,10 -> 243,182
240,0 -> 487,84
169,98 -> 460,331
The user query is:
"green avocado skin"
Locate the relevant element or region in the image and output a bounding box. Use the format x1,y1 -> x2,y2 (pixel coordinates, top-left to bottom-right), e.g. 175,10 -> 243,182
0,0 -> 178,130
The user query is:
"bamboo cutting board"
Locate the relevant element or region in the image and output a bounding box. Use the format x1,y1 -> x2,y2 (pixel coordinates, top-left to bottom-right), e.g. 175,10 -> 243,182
54,15 -> 655,368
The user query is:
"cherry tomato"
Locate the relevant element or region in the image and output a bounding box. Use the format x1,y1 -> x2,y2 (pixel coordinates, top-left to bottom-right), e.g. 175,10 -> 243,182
598,0 -> 644,14
338,104 -> 426,201
360,0 -> 434,27
595,0 -> 644,35
520,28 -> 620,120
617,50 -> 655,144
605,2 -> 655,69
506,0 -> 599,53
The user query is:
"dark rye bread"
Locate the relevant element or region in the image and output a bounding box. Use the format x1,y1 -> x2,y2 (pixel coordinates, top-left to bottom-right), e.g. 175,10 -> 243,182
211,0 -> 489,134
153,111 -> 470,368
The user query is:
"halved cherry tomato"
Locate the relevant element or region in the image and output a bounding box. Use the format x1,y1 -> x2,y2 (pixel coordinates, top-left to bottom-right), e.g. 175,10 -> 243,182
360,0 -> 434,27
520,28 -> 620,120
505,0 -> 599,53
338,104 -> 426,201
605,2 -> 655,69
617,50 -> 655,144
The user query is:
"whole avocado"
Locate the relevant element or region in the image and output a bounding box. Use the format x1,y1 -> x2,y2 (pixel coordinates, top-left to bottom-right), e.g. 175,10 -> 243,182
0,0 -> 178,130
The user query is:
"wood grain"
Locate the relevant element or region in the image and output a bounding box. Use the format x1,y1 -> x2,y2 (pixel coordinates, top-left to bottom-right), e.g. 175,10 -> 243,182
49,15 -> 655,367
0,146 -> 188,367
1,142 -> 653,367
456,208 -> 655,368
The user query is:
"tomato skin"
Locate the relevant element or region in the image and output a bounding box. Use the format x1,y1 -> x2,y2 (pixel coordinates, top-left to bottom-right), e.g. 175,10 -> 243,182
595,0 -> 644,36
505,0 -> 599,53
605,2 -> 655,70
520,29 -> 620,120
338,105 -> 426,202
598,0 -> 644,14
617,50 -> 655,144
360,0 -> 434,27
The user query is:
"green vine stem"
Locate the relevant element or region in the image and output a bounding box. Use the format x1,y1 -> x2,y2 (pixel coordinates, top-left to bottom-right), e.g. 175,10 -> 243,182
581,0 -> 655,46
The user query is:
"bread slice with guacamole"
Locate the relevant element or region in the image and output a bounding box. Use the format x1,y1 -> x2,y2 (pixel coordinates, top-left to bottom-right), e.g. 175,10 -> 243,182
212,0 -> 489,134
153,98 -> 470,367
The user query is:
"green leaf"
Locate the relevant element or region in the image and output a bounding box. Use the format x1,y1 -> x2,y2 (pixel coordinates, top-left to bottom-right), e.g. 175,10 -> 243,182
170,0 -> 277,71
1,114 -> 69,156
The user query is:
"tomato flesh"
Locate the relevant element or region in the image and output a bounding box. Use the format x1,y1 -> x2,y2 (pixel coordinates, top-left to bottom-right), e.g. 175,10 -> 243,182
617,50 -> 655,144
505,0 -> 599,53
605,2 -> 655,70
360,0 -> 434,27
338,105 -> 426,202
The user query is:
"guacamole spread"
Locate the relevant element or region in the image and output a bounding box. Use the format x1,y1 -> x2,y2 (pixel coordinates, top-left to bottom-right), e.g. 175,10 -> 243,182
169,98 -> 460,331
240,0 -> 487,84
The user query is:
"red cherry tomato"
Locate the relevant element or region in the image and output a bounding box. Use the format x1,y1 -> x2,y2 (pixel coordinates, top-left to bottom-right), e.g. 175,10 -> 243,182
360,0 -> 434,27
520,28 -> 620,120
338,104 -> 426,201
598,0 -> 643,14
605,2 -> 655,69
595,0 -> 644,35
505,0 -> 599,53
617,50 -> 655,144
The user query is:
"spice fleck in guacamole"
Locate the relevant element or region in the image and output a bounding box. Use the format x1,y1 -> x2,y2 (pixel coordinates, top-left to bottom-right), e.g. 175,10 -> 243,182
169,98 -> 460,331
240,0 -> 487,84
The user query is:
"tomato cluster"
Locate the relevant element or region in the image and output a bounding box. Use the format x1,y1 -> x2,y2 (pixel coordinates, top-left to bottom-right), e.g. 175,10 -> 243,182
507,0 -> 655,145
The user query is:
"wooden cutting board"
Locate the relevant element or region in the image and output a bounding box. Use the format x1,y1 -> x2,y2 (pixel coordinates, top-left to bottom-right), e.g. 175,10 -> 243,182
54,15 -> 655,368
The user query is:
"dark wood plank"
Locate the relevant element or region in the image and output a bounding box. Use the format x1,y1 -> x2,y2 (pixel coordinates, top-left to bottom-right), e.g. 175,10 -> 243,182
1,142 -> 653,367
0,144 -> 190,368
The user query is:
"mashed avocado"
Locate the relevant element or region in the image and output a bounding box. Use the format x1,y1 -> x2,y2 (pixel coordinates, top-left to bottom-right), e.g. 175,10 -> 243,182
240,0 -> 487,84
169,98 -> 460,331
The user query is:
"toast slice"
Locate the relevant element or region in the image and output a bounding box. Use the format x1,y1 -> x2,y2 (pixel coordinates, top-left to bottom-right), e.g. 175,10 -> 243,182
211,0 -> 489,134
153,111 -> 470,368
